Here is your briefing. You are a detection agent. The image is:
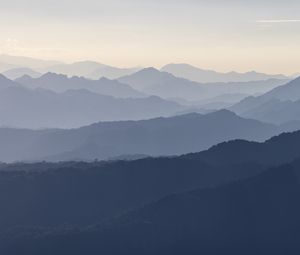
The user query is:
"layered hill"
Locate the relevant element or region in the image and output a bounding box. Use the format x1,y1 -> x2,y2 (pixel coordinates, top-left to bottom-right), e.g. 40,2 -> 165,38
231,77 -> 300,124
119,68 -> 287,102
16,72 -> 144,98
2,131 -> 300,254
0,110 -> 295,162
161,63 -> 288,83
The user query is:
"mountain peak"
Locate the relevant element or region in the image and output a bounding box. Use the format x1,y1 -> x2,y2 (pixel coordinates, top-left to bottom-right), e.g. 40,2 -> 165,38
139,67 -> 161,74
162,63 -> 196,69
41,72 -> 68,80
0,74 -> 18,88
70,76 -> 87,82
16,74 -> 33,81
2,67 -> 42,80
98,77 -> 111,82
128,67 -> 174,79
0,73 -> 9,80
290,75 -> 300,83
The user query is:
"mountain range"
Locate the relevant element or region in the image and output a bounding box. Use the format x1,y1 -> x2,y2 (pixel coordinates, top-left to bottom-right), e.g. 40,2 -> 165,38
0,55 -> 290,109
1,130 -> 300,254
0,74 -> 18,90
16,72 -> 144,98
0,54 -> 62,71
0,55 -> 140,79
0,109 -> 299,163
161,63 -> 289,83
0,54 -> 290,83
13,161 -> 298,255
0,48 -> 300,255
231,76 -> 300,124
119,67 -> 206,101
118,68 -> 288,102
2,68 -> 42,79
40,61 -> 141,79
0,75 -> 183,129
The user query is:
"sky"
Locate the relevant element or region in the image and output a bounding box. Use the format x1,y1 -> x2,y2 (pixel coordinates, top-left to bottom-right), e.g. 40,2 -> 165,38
0,0 -> 300,75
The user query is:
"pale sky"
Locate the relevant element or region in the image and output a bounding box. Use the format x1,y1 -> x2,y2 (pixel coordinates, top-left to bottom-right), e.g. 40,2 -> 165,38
0,0 -> 300,74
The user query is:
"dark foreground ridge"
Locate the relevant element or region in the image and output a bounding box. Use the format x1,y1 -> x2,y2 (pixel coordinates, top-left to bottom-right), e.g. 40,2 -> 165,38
1,131 -> 300,254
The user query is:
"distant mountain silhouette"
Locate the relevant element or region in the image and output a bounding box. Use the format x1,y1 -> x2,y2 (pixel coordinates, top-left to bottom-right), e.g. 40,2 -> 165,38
41,61 -> 141,79
0,74 -> 19,90
88,66 -> 141,80
231,97 -> 300,124
0,62 -> 18,73
0,85 -> 183,129
170,93 -> 251,110
16,72 -> 144,98
0,55 -> 141,79
161,63 -> 288,83
119,68 -> 288,101
119,67 -> 177,89
2,68 -> 41,79
231,77 -> 300,124
0,110 -> 298,163
261,76 -> 300,101
0,54 -> 62,70
119,67 -> 208,101
2,131 -> 300,254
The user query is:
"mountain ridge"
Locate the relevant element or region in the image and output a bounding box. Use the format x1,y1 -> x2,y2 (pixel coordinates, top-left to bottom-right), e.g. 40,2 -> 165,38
16,72 -> 145,98
230,76 -> 300,124
161,63 -> 289,83
2,131 -> 300,254
0,109 -> 298,163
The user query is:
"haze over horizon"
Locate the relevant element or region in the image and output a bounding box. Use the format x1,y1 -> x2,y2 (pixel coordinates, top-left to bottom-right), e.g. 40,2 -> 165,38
0,0 -> 300,75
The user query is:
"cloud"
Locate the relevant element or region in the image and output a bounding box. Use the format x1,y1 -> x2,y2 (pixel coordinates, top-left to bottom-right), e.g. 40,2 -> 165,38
257,19 -> 300,23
